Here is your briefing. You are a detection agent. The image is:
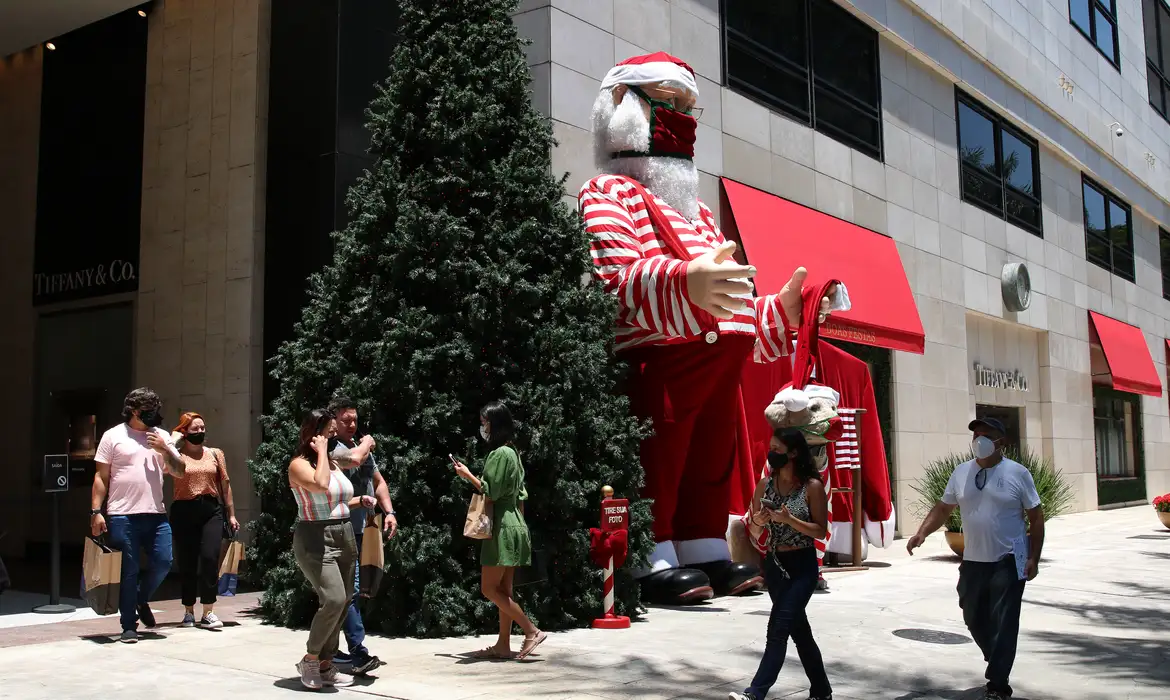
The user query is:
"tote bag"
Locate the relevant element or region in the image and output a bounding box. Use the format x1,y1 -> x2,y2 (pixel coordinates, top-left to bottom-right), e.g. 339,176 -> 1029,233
463,493 -> 493,540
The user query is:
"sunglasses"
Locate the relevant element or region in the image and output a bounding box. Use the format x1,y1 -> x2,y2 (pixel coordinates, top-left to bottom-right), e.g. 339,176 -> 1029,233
976,468 -> 990,491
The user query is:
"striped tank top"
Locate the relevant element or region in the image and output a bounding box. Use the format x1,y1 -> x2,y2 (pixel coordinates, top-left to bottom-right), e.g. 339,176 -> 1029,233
291,468 -> 354,521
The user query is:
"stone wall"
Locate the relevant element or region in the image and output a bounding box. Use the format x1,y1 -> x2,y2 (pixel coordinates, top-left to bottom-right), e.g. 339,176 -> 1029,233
135,0 -> 270,524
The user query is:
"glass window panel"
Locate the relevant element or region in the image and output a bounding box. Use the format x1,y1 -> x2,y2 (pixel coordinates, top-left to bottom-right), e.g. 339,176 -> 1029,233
1148,68 -> 1165,114
962,166 -> 1004,214
1159,6 -> 1170,75
1083,183 -> 1107,235
1006,190 -> 1041,230
727,43 -> 811,120
1114,250 -> 1135,279
1108,200 -> 1130,247
810,0 -> 878,103
1160,231 -> 1170,267
1086,232 -> 1112,269
1071,0 -> 1093,34
812,84 -> 881,156
1124,401 -> 1136,476
1001,130 -> 1036,195
725,0 -> 807,67
958,101 -> 998,176
1094,9 -> 1117,61
1144,0 -> 1159,55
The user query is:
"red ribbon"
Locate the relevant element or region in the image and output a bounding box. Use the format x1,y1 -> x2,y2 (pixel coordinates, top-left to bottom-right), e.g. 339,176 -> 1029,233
589,528 -> 629,569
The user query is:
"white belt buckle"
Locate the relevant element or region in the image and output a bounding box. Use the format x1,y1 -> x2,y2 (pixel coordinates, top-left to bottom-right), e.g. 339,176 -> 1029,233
704,331 -> 718,344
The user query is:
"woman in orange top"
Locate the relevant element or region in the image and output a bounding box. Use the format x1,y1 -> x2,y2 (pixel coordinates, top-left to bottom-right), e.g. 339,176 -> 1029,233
170,412 -> 239,629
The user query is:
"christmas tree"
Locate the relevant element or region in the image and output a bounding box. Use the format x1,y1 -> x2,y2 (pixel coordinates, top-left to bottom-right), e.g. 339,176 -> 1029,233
247,0 -> 652,637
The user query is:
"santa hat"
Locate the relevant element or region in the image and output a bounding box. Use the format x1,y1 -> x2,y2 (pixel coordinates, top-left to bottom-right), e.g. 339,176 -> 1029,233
600,52 -> 699,98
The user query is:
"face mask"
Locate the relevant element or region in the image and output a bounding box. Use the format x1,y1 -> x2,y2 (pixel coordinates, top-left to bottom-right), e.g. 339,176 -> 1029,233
139,409 -> 163,428
185,432 -> 206,445
767,451 -> 790,470
623,86 -> 698,160
479,426 -> 489,441
972,436 -> 997,460
327,436 -> 339,453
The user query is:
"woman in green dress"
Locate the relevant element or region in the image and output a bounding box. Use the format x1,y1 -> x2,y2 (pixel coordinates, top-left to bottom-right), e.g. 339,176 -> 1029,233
453,401 -> 547,660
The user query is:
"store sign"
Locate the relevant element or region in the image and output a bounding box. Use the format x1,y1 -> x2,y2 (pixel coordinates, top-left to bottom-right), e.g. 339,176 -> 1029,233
33,259 -> 137,302
974,363 -> 1030,392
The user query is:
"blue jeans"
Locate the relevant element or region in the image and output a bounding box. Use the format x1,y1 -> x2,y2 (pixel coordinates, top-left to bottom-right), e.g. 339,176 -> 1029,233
340,529 -> 369,659
107,514 -> 173,632
745,547 -> 832,699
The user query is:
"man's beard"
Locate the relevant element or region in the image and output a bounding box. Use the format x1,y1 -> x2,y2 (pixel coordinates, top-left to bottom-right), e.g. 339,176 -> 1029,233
591,89 -> 701,221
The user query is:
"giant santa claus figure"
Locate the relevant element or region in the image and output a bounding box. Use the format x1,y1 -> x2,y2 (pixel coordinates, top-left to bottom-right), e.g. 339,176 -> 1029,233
579,53 -> 849,605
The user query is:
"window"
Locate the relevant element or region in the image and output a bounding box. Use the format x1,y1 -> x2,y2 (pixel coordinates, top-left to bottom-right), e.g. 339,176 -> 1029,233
722,0 -> 882,160
1162,228 -> 1170,299
1081,177 -> 1134,281
955,91 -> 1043,235
1143,0 -> 1170,120
1093,389 -> 1140,478
1071,0 -> 1120,67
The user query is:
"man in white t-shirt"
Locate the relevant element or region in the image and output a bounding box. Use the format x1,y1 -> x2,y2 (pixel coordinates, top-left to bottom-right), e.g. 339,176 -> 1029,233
906,418 -> 1045,700
90,387 -> 186,643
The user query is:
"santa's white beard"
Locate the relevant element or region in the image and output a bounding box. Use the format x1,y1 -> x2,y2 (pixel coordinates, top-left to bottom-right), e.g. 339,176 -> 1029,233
591,89 -> 701,221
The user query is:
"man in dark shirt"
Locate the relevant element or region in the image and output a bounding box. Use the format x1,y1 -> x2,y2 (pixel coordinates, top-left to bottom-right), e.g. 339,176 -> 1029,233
328,397 -> 397,674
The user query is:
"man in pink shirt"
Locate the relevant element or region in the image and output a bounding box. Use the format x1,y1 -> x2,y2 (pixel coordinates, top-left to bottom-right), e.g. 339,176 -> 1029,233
91,387 -> 186,643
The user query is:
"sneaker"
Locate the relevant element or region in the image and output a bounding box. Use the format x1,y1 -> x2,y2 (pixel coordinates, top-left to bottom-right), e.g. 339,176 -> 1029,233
809,695 -> 833,700
120,629 -> 138,644
181,612 -> 196,628
138,604 -> 156,628
983,692 -> 1008,700
332,651 -> 353,664
350,655 -> 382,675
728,693 -> 756,700
296,659 -> 322,690
319,665 -> 353,687
198,612 -> 223,629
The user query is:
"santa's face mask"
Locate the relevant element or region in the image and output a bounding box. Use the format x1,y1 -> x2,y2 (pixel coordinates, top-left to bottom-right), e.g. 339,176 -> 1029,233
618,86 -> 697,160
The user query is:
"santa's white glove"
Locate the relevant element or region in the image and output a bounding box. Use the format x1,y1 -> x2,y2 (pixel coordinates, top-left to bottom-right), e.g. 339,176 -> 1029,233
686,241 -> 756,320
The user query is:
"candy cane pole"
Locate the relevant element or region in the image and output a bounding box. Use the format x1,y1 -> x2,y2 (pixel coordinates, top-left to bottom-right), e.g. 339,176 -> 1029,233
592,486 -> 630,630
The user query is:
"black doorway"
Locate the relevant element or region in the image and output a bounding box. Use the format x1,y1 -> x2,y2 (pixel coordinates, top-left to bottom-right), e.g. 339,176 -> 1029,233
975,404 -> 1022,453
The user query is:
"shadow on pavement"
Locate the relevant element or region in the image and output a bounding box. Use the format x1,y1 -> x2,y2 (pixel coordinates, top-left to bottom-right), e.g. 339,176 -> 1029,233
1028,629 -> 1170,686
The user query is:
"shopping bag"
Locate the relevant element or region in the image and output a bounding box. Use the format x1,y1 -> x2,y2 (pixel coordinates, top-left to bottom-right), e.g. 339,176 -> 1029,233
463,493 -> 493,540
359,514 -> 384,598
81,536 -> 122,615
217,538 -> 245,596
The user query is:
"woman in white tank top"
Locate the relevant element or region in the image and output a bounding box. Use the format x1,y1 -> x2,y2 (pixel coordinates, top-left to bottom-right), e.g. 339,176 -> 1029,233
287,408 -> 376,690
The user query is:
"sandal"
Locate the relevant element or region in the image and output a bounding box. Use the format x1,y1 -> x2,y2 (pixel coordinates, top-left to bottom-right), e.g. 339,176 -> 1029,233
469,647 -> 512,660
516,630 -> 547,660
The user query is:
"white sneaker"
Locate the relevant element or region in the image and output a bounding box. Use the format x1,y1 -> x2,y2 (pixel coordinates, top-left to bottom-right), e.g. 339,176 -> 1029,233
181,612 -> 196,628
198,612 -> 223,629
320,665 -> 353,687
728,693 -> 754,700
296,659 -> 322,690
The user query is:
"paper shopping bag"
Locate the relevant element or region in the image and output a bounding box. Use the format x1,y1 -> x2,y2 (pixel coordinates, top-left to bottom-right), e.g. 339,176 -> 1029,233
359,514 -> 385,598
463,493 -> 493,540
217,539 -> 245,596
81,536 -> 122,615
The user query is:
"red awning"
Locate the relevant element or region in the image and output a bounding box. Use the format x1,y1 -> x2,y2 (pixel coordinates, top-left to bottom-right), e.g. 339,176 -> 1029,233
720,178 -> 925,354
1088,311 -> 1161,396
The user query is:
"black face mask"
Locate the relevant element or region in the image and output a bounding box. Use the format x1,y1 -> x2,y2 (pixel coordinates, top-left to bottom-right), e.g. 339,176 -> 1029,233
139,409 -> 163,428
185,432 -> 206,445
327,436 -> 339,454
767,451 -> 790,470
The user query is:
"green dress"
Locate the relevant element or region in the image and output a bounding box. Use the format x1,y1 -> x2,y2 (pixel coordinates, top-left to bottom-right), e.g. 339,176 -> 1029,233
478,445 -> 532,567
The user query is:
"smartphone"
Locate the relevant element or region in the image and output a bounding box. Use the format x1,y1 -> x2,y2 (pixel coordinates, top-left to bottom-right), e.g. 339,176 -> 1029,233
448,454 -> 458,466
760,498 -> 778,510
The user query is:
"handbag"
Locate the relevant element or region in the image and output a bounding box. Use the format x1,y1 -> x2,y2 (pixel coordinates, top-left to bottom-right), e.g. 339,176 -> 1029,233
212,448 -> 233,540
463,492 -> 493,540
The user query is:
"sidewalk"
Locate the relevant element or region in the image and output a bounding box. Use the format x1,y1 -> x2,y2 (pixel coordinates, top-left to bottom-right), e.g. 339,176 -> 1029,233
5,505 -> 1169,700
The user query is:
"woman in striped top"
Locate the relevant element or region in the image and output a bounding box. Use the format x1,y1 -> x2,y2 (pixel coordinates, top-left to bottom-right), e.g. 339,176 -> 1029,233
288,408 -> 376,690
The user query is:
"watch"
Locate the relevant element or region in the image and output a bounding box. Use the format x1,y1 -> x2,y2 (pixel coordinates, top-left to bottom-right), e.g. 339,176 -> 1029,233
387,509 -> 397,517
90,508 -> 102,516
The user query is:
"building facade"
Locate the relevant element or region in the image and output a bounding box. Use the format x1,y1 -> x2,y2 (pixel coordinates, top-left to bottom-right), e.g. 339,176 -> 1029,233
2,0 -> 1170,562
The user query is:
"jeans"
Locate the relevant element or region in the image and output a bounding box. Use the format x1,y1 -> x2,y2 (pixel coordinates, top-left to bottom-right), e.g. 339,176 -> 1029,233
170,496 -> 223,607
745,547 -> 832,700
292,519 -> 356,658
958,556 -> 1026,696
340,529 -> 370,659
106,513 -> 173,632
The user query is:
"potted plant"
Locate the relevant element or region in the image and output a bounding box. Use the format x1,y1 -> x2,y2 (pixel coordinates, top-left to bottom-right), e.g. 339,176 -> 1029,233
911,447 -> 1074,558
1154,494 -> 1170,530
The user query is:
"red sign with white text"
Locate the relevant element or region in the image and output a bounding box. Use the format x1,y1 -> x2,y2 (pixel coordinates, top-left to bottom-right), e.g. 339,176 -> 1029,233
600,498 -> 629,532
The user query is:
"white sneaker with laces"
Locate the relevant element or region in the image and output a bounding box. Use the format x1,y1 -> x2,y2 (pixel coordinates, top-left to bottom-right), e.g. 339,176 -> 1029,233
199,612 -> 223,629
181,612 -> 196,628
296,659 -> 322,690
320,665 -> 353,687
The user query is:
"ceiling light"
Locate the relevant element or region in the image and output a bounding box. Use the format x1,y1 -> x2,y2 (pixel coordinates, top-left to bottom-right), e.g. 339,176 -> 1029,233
45,42 -> 56,51
138,9 -> 147,17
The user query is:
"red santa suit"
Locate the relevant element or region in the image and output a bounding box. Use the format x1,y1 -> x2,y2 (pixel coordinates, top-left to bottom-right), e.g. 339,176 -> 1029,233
738,293 -> 895,556
581,53 -> 796,596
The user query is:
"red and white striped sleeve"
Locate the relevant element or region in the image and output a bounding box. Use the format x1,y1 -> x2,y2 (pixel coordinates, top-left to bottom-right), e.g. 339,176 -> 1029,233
580,176 -> 703,339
